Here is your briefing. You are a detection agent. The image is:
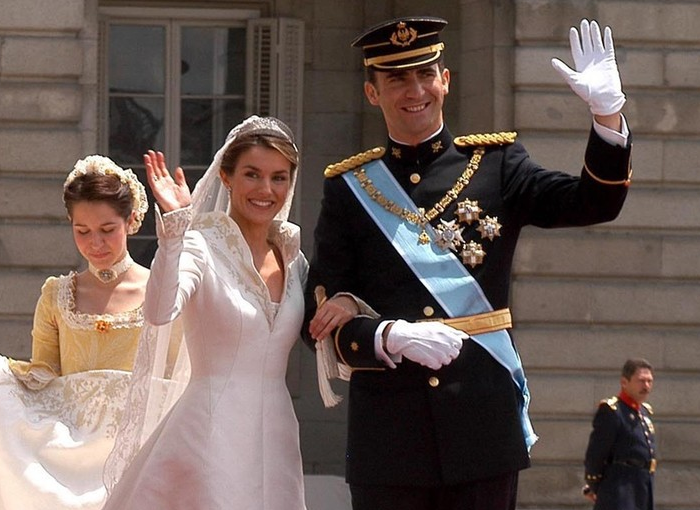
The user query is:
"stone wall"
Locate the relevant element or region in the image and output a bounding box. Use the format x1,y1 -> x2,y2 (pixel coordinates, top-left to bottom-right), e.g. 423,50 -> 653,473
511,1 -> 700,508
0,0 -> 93,358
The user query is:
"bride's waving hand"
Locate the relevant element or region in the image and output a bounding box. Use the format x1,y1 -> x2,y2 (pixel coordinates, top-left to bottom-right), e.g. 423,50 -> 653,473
144,150 -> 191,213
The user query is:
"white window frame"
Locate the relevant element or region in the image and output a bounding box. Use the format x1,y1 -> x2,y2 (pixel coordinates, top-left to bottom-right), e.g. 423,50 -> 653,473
98,7 -> 304,221
98,7 -> 260,167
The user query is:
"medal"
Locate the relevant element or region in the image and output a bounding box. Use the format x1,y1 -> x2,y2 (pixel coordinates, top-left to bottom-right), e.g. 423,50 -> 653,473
456,199 -> 482,224
461,241 -> 486,268
435,219 -> 464,251
353,148 -> 484,248
477,216 -> 502,241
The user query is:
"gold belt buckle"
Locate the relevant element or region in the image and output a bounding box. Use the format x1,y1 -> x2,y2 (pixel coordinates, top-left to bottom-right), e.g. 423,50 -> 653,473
649,459 -> 657,474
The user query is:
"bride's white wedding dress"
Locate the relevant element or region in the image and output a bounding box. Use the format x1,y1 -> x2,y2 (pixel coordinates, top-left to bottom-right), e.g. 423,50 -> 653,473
103,209 -> 307,510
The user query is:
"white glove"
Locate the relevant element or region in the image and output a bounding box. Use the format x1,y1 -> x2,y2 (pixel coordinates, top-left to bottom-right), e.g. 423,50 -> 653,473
551,19 -> 625,116
385,320 -> 465,370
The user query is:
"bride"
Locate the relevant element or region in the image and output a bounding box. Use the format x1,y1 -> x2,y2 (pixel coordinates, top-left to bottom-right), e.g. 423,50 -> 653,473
102,116 -> 356,509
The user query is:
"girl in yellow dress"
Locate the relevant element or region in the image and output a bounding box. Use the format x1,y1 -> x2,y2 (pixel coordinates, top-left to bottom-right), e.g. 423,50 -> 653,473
0,155 -> 151,510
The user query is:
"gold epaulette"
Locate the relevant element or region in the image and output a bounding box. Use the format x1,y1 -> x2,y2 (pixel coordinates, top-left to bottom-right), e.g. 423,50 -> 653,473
454,131 -> 517,147
642,402 -> 654,415
600,396 -> 619,410
324,147 -> 386,178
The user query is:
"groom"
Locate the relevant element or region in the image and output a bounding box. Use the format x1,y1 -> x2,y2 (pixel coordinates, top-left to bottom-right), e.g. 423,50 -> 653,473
306,16 -> 631,510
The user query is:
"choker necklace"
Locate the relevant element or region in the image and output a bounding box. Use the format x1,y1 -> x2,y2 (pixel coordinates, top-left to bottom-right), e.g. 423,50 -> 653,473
88,253 -> 134,284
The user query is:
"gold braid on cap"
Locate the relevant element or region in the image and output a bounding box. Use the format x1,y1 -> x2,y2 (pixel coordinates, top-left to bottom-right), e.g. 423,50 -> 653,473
324,147 -> 386,178
64,155 -> 149,235
454,131 -> 517,147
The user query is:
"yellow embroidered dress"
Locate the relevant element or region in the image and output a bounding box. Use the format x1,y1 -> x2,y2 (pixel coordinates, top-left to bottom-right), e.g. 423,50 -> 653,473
0,273 -> 143,510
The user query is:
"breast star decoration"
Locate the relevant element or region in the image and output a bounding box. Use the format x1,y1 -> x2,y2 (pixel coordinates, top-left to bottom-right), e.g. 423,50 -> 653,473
476,215 -> 502,241
435,200 -> 502,268
435,219 -> 465,251
461,240 -> 486,268
456,199 -> 482,224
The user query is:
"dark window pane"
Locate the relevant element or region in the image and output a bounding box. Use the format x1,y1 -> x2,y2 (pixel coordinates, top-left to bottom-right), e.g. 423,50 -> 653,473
225,29 -> 246,96
180,99 -> 245,166
128,236 -> 158,268
181,27 -> 246,96
129,167 -> 156,233
109,97 -> 165,165
109,25 -> 165,94
182,168 -> 207,193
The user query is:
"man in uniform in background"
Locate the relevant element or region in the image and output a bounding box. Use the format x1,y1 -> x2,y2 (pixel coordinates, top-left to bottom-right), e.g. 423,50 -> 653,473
306,16 -> 632,510
583,358 -> 657,510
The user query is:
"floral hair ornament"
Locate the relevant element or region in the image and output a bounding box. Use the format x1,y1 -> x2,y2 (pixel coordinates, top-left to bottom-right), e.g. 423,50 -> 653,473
64,155 -> 149,235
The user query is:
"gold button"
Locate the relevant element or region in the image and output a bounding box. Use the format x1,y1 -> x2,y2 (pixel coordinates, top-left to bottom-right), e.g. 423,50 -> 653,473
423,306 -> 434,317
428,376 -> 439,387
410,173 -> 421,184
350,341 -> 359,352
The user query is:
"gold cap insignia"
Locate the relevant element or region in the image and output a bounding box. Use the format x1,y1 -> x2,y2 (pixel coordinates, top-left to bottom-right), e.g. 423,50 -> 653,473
390,22 -> 418,47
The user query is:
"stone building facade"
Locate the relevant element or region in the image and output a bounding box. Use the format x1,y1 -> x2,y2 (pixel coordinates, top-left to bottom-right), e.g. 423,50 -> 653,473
1,0 -> 698,508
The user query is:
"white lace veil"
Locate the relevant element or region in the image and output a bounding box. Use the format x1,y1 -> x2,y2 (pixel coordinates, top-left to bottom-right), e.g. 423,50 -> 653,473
103,115 -> 300,492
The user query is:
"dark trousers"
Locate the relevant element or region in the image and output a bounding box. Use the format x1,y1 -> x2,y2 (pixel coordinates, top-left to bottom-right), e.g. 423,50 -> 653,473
350,471 -> 519,510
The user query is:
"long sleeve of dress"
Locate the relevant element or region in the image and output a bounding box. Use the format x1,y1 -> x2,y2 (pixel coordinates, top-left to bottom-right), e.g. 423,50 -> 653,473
144,206 -> 206,325
28,278 -> 61,374
8,278 -> 61,387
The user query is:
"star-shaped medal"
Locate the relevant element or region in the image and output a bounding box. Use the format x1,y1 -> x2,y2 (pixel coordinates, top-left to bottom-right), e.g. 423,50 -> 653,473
456,199 -> 482,224
477,216 -> 502,241
461,240 -> 486,268
434,219 -> 464,251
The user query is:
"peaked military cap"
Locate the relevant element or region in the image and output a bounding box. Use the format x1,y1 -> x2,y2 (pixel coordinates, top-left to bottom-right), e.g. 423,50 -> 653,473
351,16 -> 448,70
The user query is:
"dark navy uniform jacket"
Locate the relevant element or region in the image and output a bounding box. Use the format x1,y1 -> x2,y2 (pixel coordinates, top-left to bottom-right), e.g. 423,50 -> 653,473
585,393 -> 656,510
304,125 -> 631,486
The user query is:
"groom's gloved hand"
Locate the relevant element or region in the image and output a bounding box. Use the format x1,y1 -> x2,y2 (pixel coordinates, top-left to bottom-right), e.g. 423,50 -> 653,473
551,19 -> 625,116
384,320 -> 465,370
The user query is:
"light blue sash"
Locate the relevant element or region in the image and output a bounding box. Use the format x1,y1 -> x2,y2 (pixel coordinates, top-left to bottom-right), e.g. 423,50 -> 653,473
344,159 -> 538,450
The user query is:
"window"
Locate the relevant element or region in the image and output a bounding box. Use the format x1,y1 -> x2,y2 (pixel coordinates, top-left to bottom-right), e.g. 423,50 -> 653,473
99,7 -> 304,265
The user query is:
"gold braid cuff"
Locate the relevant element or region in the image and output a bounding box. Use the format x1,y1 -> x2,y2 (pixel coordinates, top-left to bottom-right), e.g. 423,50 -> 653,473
584,162 -> 633,186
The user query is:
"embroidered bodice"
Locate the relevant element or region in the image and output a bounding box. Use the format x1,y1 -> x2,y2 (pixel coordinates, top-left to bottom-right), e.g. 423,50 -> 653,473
9,274 -> 143,388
